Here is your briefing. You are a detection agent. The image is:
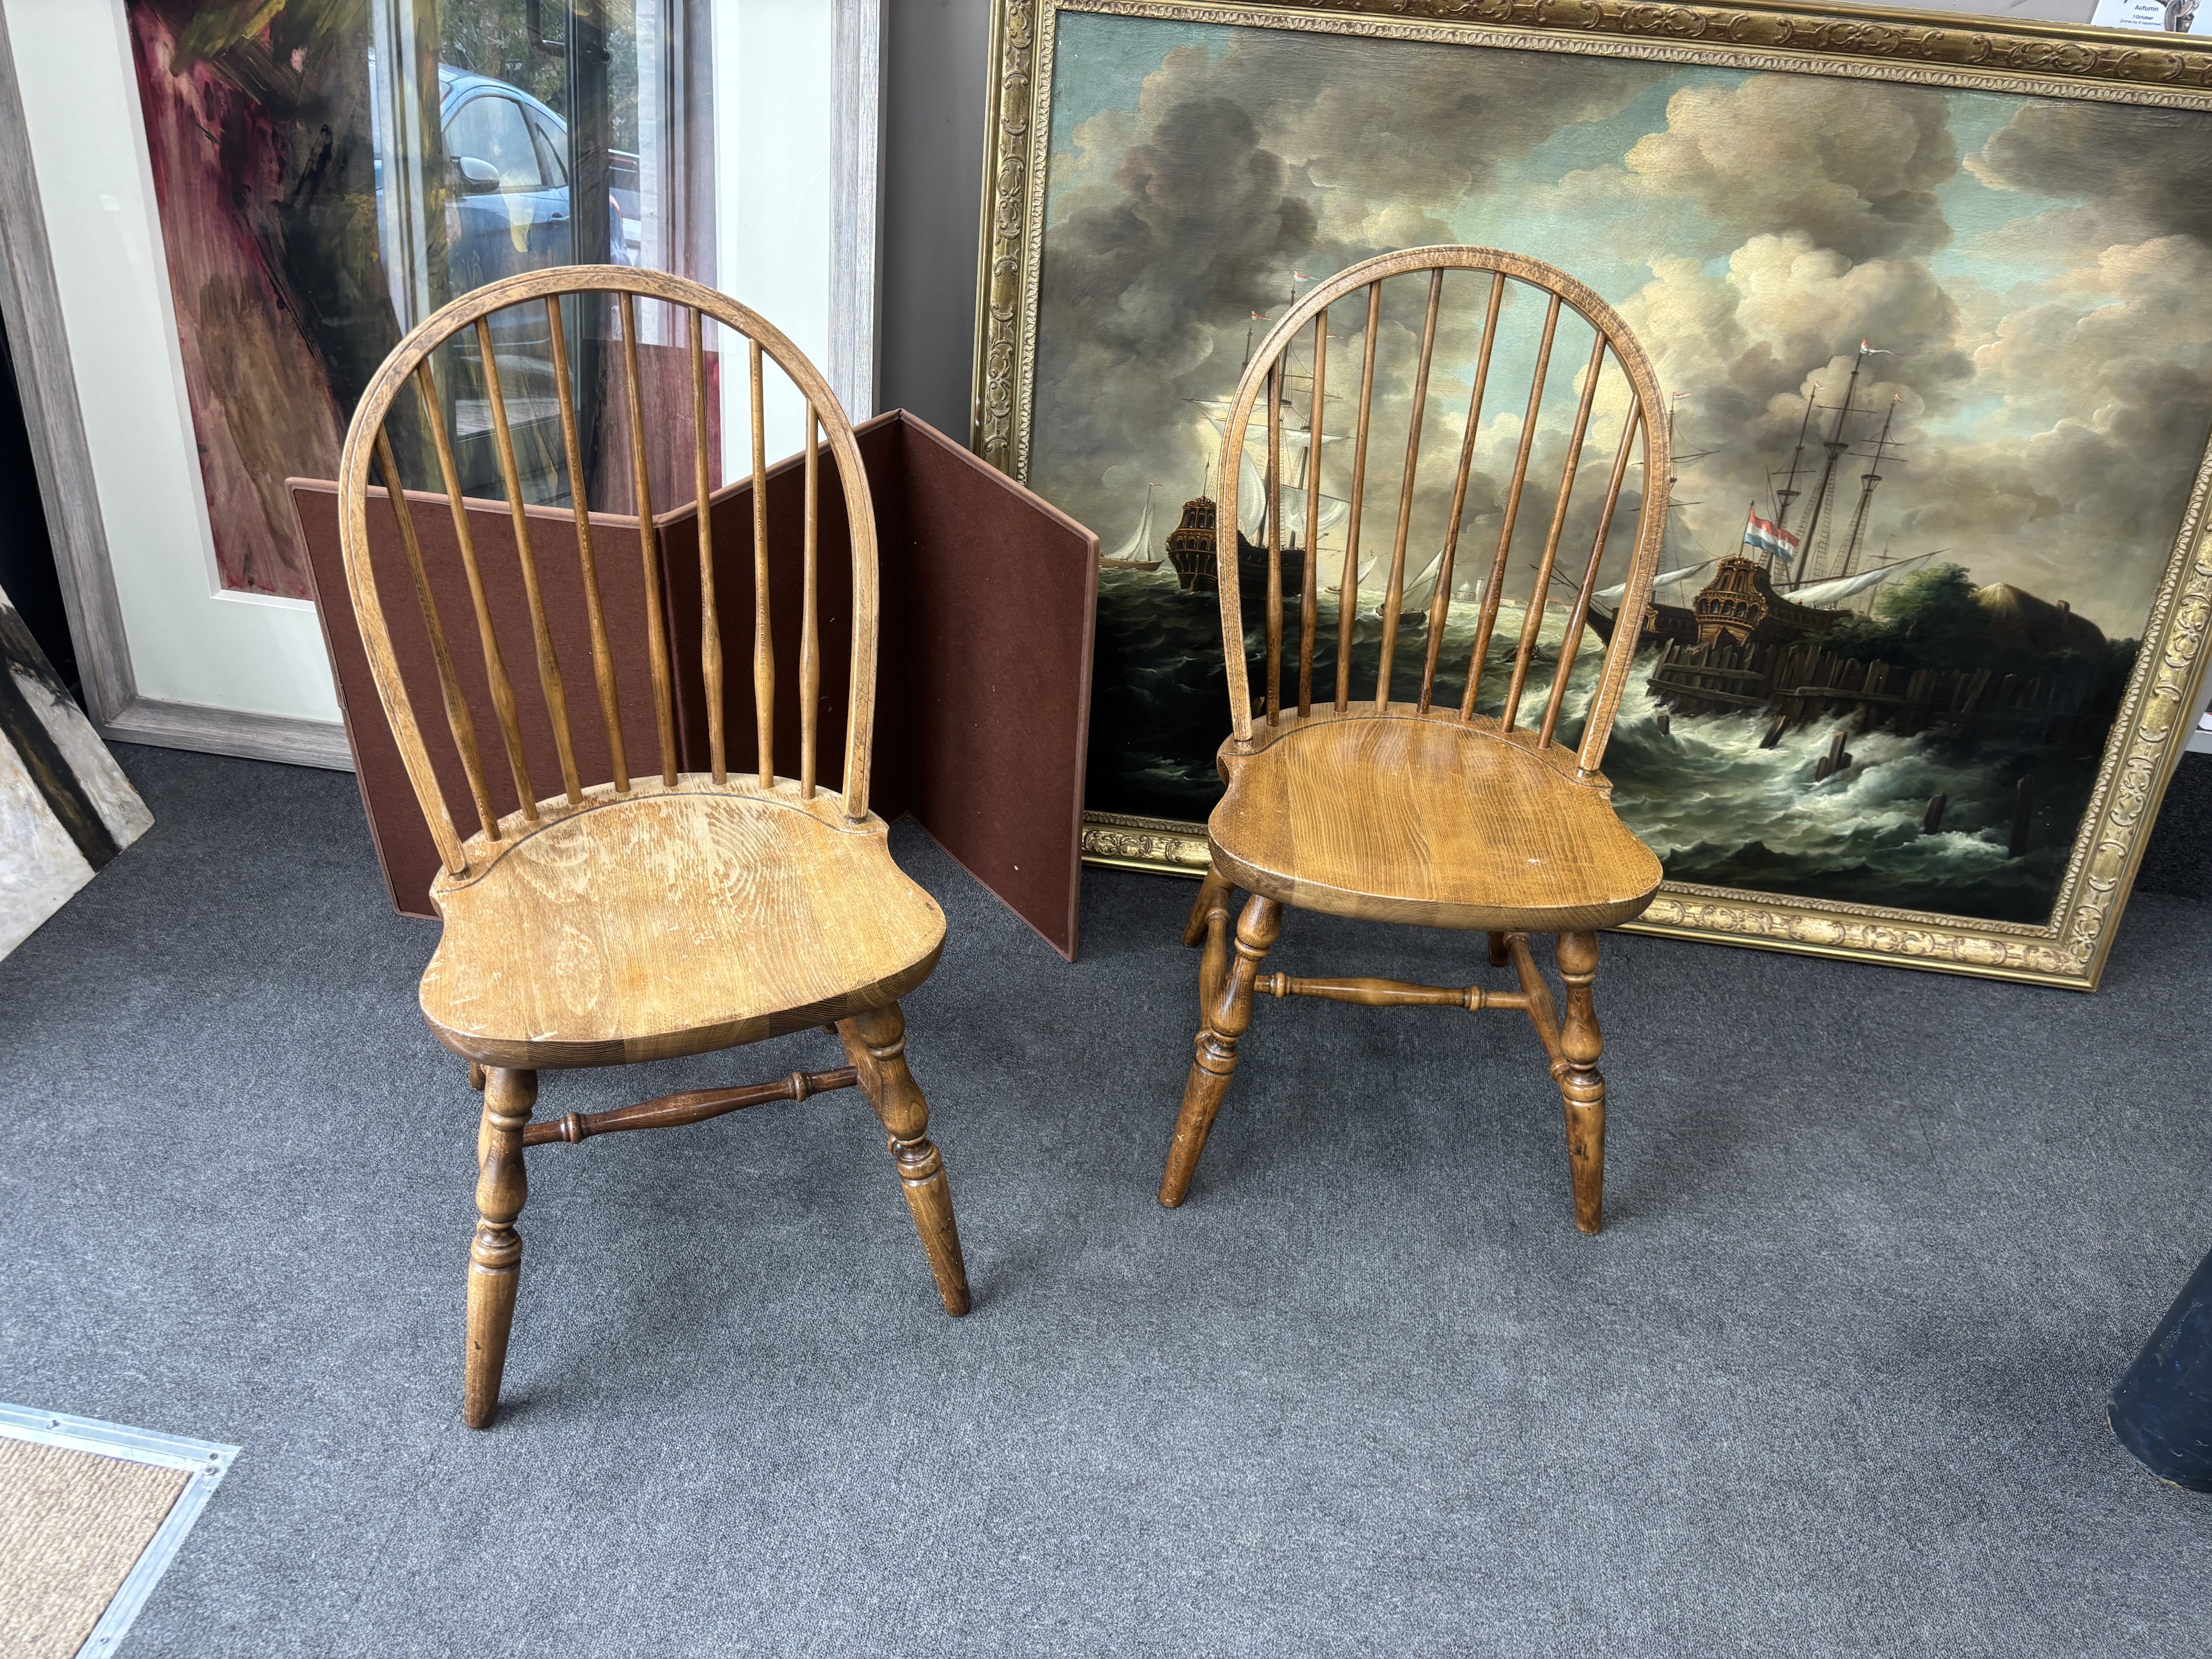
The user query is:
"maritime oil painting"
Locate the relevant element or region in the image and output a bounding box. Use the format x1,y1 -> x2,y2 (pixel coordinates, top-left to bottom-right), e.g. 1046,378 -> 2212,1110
987,0 -> 2212,985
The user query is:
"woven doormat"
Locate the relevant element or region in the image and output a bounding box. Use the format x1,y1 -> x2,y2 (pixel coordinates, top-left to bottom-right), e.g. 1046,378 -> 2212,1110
0,1406 -> 236,1658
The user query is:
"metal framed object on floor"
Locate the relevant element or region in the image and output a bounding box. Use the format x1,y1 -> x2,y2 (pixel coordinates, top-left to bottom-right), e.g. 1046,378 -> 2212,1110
0,1402 -> 238,1658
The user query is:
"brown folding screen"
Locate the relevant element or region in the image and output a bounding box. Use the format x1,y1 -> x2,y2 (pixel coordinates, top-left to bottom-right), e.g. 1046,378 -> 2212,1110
292,409 -> 1098,957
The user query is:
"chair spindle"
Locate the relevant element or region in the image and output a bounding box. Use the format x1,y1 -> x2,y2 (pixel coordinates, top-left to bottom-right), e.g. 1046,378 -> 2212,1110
414,358 -> 537,820
1418,275 -> 1504,714
1539,404 -> 1643,747
1502,330 -> 1608,734
1373,270 -> 1444,708
475,316 -> 582,806
618,293 -> 680,786
372,427 -> 492,853
1265,364 -> 1283,726
801,408 -> 821,798
749,340 -> 775,788
1334,282 -> 1382,712
1297,316 -> 1326,718
543,295 -> 629,794
1460,293 -> 1562,723
689,307 -> 725,784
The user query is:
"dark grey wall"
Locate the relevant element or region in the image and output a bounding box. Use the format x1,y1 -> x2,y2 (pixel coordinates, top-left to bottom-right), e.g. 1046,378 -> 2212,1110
881,0 -> 993,441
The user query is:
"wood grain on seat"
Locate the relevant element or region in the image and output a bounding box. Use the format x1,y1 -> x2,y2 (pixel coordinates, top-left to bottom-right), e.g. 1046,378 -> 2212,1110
1208,712 -> 1662,934
420,780 -> 945,1070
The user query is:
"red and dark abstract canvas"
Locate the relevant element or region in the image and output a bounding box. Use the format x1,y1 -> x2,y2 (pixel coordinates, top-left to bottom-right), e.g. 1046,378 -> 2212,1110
125,3 -> 416,597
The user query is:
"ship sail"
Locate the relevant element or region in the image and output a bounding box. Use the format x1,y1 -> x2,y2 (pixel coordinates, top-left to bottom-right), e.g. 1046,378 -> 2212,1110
1594,556 -> 1721,608
1101,487 -> 1161,569
1782,551 -> 1935,609
1376,547 -> 1447,619
1197,399 -> 1348,543
1327,549 -> 1377,595
1234,446 -> 1349,542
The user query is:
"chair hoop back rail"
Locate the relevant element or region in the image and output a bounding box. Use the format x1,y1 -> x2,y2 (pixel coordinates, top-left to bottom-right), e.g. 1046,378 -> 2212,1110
332,267 -> 968,1430
1164,245 -> 1671,1237
337,264 -> 878,880
1211,245 -> 1669,770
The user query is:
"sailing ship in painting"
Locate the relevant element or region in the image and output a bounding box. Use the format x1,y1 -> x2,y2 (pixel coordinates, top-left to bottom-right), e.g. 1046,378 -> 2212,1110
1594,346 -> 2113,762
1104,337 -> 2112,744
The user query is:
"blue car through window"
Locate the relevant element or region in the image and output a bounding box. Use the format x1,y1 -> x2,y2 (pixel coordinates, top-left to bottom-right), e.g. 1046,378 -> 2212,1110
438,67 -> 641,293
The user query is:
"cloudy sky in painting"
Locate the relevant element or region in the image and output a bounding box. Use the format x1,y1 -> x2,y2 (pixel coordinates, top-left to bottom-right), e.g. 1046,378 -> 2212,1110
1028,15 -> 2212,634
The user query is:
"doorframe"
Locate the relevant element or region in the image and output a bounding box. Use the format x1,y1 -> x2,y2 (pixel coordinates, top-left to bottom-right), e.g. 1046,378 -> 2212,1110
0,0 -> 884,772
829,0 -> 884,422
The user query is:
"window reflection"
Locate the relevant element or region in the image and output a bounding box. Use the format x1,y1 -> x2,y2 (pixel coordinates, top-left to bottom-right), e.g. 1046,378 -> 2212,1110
130,1 -> 724,596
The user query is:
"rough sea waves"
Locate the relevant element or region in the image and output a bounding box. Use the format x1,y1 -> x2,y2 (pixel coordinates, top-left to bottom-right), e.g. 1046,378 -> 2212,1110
1090,567 -> 2097,924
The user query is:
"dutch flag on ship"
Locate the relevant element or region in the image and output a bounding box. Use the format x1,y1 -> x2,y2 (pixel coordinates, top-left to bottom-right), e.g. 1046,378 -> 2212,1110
1741,510 -> 1799,567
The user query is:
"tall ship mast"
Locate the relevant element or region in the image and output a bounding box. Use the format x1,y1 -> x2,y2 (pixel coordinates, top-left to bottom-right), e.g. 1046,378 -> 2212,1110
1772,387 -> 1818,534
1785,343 -> 1893,590
1836,398 -> 1904,583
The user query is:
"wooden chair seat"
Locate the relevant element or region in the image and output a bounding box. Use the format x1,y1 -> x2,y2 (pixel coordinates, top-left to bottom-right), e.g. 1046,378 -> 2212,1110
1208,713 -> 1663,935
419,781 -> 945,1071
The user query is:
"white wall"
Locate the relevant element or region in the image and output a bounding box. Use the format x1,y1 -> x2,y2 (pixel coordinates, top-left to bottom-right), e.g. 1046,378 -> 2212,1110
714,0 -> 834,476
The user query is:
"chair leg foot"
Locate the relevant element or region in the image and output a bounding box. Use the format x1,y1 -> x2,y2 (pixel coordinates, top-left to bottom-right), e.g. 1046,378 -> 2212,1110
464,1067 -> 535,1428
1555,931 -> 1606,1234
1160,894 -> 1281,1207
843,1004 -> 972,1316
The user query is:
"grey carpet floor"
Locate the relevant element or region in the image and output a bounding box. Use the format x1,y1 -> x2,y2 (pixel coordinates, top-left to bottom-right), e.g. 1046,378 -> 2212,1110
3,747 -> 2209,1657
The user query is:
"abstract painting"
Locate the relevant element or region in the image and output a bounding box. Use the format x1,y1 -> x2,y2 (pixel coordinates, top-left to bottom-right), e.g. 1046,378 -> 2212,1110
123,1 -> 718,597
125,1 -> 403,597
975,0 -> 2212,986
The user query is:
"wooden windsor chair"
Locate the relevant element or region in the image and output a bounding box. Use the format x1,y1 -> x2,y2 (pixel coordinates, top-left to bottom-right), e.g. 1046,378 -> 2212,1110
335,267 -> 970,1429
1159,246 -> 1669,1232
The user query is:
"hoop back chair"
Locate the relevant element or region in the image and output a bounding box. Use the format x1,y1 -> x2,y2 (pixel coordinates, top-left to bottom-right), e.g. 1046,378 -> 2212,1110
336,267 -> 969,1428
1161,246 -> 1669,1232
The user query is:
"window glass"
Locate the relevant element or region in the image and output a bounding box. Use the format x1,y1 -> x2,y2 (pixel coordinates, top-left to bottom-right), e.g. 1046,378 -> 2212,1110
445,94 -> 542,191
528,112 -> 569,187
125,0 -> 738,588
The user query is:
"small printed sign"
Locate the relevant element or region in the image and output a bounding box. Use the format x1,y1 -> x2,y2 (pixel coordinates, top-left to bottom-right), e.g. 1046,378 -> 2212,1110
2091,0 -> 2210,30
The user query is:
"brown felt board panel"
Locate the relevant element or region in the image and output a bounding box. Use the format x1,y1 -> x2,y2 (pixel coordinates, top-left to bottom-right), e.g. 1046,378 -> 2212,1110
883,415 -> 1097,959
292,481 -> 679,920
659,411 -> 1098,958
291,408 -> 1097,958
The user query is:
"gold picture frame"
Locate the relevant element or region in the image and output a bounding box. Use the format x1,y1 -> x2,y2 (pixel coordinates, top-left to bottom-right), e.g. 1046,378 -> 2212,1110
972,0 -> 2212,988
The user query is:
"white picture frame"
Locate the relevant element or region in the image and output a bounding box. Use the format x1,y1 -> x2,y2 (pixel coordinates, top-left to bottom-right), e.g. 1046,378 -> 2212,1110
0,0 -> 883,770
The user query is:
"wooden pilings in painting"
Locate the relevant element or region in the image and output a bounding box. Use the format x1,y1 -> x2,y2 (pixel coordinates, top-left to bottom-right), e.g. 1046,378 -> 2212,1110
1645,636 -> 2100,744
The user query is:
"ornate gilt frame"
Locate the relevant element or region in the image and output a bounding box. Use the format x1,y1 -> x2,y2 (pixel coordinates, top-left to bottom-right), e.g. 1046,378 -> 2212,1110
971,0 -> 2212,989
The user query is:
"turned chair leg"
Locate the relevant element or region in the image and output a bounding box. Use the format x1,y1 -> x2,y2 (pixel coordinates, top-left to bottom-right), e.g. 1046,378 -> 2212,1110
1554,931 -> 1607,1234
1160,894 -> 1282,1207
1183,863 -> 1231,947
464,1066 -> 535,1428
1189,864 -> 1235,1016
468,1062 -> 486,1091
1488,931 -> 1510,968
840,1004 -> 972,1316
